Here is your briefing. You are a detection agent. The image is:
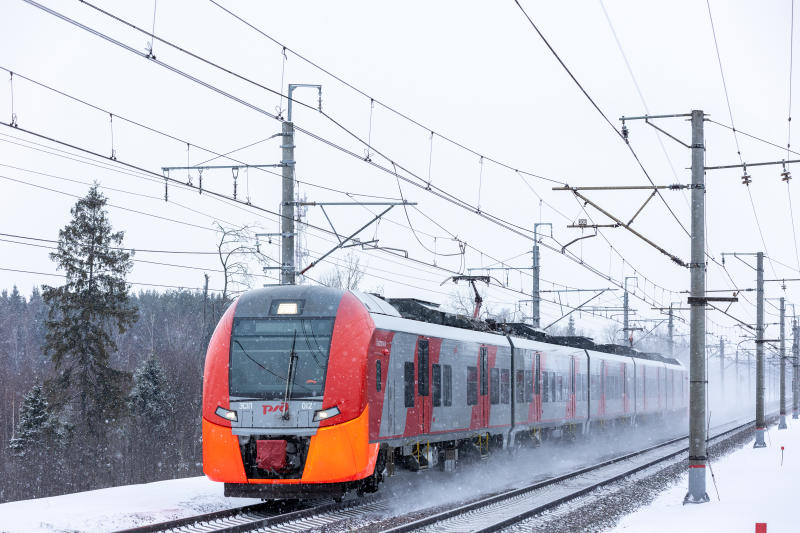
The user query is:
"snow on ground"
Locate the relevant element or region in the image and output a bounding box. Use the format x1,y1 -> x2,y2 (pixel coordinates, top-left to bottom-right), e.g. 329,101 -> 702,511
610,418 -> 800,533
0,476 -> 259,533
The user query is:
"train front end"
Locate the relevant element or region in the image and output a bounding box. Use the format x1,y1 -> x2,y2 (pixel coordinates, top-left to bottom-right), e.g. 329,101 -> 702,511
202,286 -> 379,499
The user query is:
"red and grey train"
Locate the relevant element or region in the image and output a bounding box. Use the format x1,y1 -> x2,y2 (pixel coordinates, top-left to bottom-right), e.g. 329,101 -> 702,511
202,285 -> 687,499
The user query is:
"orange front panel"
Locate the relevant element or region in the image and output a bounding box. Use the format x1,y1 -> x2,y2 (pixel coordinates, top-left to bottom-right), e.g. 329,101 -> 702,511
304,405 -> 378,483
202,418 -> 247,483
246,405 -> 378,485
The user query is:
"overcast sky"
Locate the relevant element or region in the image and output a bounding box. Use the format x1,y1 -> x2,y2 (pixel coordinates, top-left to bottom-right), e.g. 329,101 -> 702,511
1,0 -> 798,344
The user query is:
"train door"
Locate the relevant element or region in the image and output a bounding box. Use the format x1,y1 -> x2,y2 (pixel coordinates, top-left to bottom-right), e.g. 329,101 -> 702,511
417,338 -> 430,435
600,361 -> 606,417
367,331 -> 392,440
479,346 -> 489,428
535,352 -> 542,422
568,357 -> 576,418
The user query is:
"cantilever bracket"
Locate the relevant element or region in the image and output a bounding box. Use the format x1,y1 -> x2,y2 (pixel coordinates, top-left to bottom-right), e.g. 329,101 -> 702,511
561,227 -> 598,253
554,188 -> 687,267
299,206 -> 395,275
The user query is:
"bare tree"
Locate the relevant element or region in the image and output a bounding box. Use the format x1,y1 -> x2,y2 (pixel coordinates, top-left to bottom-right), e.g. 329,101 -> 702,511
318,252 -> 365,291
448,286 -> 477,317
603,323 -> 620,345
214,222 -> 270,301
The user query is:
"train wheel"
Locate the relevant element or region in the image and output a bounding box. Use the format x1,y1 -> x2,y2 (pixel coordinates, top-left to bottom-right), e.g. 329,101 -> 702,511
357,449 -> 386,495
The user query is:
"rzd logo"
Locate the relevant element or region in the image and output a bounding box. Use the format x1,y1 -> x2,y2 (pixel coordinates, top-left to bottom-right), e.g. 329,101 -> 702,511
263,403 -> 289,414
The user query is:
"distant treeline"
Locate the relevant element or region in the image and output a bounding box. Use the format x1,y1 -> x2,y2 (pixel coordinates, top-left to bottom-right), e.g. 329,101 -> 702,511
0,285 -> 227,503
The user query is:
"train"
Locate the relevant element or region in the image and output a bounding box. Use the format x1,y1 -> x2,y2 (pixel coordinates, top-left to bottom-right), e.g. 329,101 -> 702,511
202,285 -> 687,500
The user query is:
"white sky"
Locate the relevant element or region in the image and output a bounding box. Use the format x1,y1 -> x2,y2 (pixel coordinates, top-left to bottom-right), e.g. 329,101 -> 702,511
1,0 -> 798,344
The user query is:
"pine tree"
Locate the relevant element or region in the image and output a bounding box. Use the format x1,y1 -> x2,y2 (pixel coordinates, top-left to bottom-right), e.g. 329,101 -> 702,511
42,184 -> 138,439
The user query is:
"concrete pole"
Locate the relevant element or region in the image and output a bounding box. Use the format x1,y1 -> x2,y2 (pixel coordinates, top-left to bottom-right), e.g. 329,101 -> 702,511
684,109 -> 709,504
624,276 -> 636,346
719,337 -> 725,401
754,252 -> 766,447
532,222 -> 551,329
280,120 -> 296,285
532,240 -> 540,329
779,297 -> 787,429
749,350 -> 752,406
793,313 -> 798,419
735,348 -> 739,410
623,289 -> 629,342
668,306 -> 674,358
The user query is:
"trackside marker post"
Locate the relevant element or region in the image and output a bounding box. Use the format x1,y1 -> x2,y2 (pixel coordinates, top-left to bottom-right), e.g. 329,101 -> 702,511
756,523 -> 767,533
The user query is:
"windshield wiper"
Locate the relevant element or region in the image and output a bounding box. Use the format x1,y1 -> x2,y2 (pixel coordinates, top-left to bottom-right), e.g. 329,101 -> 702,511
282,330 -> 298,420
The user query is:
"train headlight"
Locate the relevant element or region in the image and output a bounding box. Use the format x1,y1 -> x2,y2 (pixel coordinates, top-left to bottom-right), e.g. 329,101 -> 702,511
313,406 -> 340,422
215,406 -> 238,422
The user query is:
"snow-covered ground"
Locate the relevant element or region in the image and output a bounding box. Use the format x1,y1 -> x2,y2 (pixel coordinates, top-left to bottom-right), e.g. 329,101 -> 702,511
1,415 -> 785,533
0,476 -> 259,533
610,418 -> 800,533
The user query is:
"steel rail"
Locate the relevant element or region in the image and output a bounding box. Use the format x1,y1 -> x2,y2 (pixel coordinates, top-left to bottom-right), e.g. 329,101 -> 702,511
111,499 -> 340,533
113,416 -> 766,533
383,417 -> 762,533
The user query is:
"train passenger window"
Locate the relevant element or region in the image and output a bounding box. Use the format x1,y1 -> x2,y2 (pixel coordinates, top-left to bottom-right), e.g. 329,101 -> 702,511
444,364 -> 453,406
490,368 -> 500,404
556,375 -> 563,402
418,339 -> 429,397
516,370 -> 525,402
404,362 -> 414,408
480,347 -> 488,396
550,373 -> 557,403
524,370 -> 533,402
500,368 -> 510,404
535,353 -> 541,396
432,363 -> 442,407
544,372 -> 549,402
376,360 -> 381,392
467,366 -> 478,405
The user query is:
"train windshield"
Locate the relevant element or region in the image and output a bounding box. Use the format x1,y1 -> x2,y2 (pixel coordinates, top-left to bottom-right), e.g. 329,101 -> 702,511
230,318 -> 335,400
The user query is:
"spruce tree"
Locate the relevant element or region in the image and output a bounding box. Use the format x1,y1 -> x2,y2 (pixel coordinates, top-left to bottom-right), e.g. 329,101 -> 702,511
567,315 -> 576,336
9,385 -> 54,457
9,384 -> 65,497
129,356 -> 171,432
128,356 -> 173,481
42,184 -> 138,440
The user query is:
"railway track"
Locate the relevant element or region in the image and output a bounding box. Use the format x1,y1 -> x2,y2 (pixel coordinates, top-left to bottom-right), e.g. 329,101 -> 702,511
381,418 -> 759,533
117,418 -> 758,533
113,499 -> 341,533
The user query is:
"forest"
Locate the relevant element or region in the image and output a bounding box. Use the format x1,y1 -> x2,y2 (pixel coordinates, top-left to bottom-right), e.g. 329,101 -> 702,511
0,285 -> 226,502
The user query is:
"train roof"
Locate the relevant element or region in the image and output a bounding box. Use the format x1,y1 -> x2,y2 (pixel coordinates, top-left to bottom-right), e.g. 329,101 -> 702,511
357,292 -> 681,366
233,286 -> 680,366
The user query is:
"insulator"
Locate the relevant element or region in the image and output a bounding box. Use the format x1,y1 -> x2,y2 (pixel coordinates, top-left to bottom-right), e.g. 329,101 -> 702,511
782,170 -> 792,182
621,123 -> 629,143
232,167 -> 239,199
742,173 -> 752,185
